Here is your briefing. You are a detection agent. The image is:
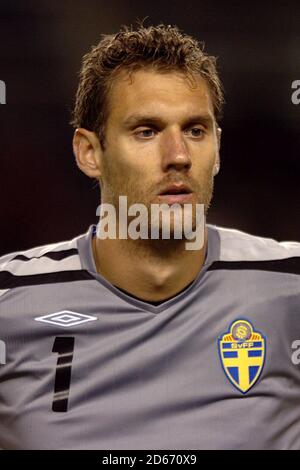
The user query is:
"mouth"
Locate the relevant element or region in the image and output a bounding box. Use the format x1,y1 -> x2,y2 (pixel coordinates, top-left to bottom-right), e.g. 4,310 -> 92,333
157,184 -> 193,203
159,184 -> 192,195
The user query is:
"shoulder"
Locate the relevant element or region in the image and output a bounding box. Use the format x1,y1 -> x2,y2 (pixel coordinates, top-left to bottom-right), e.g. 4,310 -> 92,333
209,224 -> 300,262
0,234 -> 83,298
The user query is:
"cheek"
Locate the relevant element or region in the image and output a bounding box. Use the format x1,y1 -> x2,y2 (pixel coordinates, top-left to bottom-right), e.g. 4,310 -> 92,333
197,141 -> 217,168
193,154 -> 215,178
108,137 -> 146,170
101,150 -> 149,193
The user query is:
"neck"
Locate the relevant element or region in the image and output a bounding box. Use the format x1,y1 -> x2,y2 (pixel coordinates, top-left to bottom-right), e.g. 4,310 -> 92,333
92,225 -> 208,302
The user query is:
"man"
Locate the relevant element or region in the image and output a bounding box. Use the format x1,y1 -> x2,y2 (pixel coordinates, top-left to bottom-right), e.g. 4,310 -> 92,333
0,23 -> 300,450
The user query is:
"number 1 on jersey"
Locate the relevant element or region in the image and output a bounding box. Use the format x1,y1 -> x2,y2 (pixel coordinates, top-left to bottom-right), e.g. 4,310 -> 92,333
52,337 -> 75,412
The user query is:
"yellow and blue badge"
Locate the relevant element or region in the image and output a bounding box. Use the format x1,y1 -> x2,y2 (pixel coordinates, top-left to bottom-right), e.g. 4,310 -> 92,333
218,319 -> 266,394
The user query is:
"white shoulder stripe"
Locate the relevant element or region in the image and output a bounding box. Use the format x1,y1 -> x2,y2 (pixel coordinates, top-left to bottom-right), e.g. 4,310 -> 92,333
0,235 -> 82,275
12,237 -> 78,259
0,289 -> 9,298
216,226 -> 300,261
2,254 -> 81,276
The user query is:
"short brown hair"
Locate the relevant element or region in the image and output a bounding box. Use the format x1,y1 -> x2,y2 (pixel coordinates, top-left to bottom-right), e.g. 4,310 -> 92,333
70,21 -> 225,149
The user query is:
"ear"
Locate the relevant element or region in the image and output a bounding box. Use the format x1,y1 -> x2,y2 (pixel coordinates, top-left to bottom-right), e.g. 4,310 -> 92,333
213,126 -> 222,176
72,128 -> 103,179
216,126 -> 222,150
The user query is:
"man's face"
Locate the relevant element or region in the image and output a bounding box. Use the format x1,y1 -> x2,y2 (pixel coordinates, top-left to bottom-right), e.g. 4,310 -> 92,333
99,68 -> 220,233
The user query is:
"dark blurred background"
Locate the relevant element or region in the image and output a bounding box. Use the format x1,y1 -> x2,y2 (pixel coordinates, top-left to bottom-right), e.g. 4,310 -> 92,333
0,0 -> 299,256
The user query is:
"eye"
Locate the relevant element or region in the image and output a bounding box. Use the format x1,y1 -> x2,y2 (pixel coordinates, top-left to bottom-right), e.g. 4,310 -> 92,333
135,128 -> 156,139
185,127 -> 205,138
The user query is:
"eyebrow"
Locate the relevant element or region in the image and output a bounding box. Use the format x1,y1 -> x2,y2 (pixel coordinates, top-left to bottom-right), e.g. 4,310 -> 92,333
122,113 -> 214,129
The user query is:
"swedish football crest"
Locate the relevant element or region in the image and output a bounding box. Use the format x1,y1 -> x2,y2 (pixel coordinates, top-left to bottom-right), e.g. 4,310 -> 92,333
218,319 -> 266,394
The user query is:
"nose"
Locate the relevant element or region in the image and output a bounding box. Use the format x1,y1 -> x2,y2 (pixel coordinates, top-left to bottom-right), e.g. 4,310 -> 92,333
161,129 -> 192,172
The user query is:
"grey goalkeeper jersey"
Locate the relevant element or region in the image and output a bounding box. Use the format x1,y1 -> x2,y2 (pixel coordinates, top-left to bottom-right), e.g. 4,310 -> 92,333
0,223 -> 300,450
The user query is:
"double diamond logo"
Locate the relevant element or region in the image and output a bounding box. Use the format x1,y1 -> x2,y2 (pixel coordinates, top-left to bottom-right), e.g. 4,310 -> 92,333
34,310 -> 97,328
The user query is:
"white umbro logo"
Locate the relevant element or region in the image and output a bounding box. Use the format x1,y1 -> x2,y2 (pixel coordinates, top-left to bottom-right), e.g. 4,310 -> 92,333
34,310 -> 98,327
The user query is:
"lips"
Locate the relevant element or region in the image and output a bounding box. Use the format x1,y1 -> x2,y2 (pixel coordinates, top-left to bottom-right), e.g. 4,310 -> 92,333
157,183 -> 193,204
158,183 -> 193,196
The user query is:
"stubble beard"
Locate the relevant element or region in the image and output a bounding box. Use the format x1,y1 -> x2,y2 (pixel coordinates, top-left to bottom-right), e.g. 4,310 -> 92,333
99,169 -> 214,245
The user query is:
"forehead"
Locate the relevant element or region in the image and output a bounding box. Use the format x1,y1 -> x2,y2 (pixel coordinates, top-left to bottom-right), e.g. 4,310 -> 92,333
107,68 -> 214,124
